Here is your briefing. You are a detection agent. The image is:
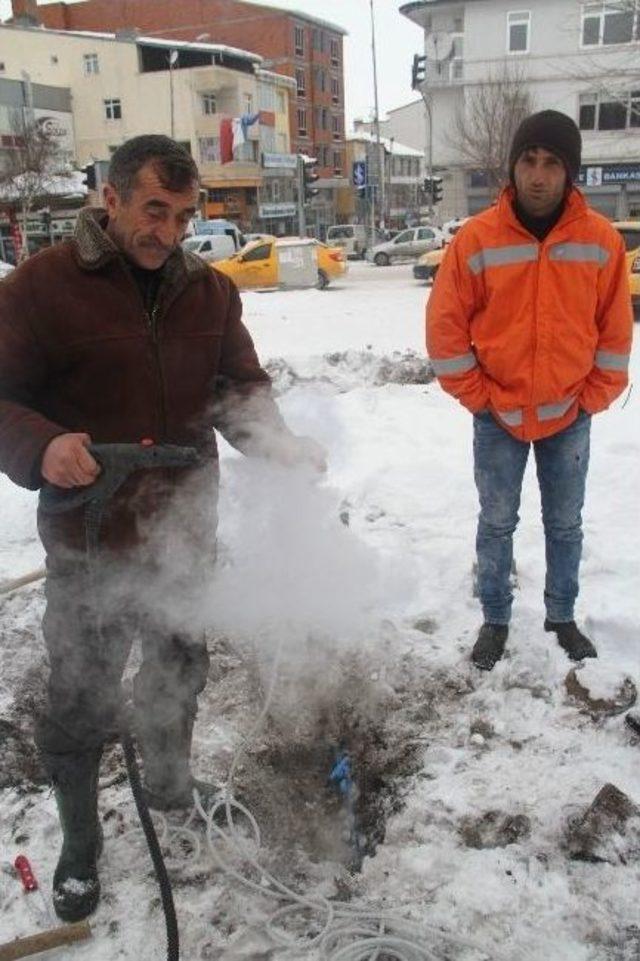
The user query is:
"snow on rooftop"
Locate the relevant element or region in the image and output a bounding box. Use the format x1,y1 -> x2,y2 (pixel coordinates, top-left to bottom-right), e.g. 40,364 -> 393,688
347,131 -> 424,158
0,169 -> 87,202
0,24 -> 262,63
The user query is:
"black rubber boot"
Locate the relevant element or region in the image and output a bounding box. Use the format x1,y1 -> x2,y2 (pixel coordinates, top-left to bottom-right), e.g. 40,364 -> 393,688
544,619 -> 597,661
472,623 -> 509,671
137,710 -> 223,813
43,748 -> 103,922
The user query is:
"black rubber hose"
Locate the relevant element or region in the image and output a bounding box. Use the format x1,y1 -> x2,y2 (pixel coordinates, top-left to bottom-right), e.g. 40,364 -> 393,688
121,731 -> 180,961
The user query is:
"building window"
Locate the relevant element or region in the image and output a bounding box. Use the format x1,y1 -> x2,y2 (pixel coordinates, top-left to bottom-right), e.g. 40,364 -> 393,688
331,76 -> 340,104
297,108 -> 307,136
332,114 -> 341,140
235,140 -> 258,163
84,53 -> 100,75
330,37 -> 340,65
104,99 -> 122,120
453,14 -> 464,32
294,24 -> 305,56
333,150 -> 342,174
451,34 -> 464,79
507,11 -> 530,53
199,136 -> 220,163
261,126 -> 276,152
321,107 -> 328,130
582,2 -> 637,46
579,90 -> 640,130
244,93 -> 254,114
315,67 -> 326,92
51,55 -> 59,65
271,180 -> 280,202
202,93 -> 217,115
313,29 -> 325,52
296,68 -> 306,97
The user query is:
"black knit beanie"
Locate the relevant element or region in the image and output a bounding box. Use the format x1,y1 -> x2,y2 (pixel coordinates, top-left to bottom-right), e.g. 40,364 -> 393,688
508,110 -> 582,183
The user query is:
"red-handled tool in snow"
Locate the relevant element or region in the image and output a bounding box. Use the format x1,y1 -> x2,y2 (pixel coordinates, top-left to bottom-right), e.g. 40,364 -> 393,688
13,857 -> 37,893
0,857 -> 92,961
12,856 -> 56,929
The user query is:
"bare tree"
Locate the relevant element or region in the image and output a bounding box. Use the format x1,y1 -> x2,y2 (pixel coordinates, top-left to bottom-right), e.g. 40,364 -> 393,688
446,65 -> 533,194
0,110 -> 65,261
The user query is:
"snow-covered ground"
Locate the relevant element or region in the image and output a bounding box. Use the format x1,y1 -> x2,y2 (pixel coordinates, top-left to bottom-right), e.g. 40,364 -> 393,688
1,260 -> 639,960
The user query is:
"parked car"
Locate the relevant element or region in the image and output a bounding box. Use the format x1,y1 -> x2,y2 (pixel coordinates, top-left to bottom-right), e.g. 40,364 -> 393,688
612,221 -> 640,320
213,236 -> 320,290
325,223 -> 369,260
182,234 -> 236,263
312,240 -> 348,289
0,259 -> 15,279
414,218 -> 470,282
187,218 -> 245,251
368,225 -> 443,267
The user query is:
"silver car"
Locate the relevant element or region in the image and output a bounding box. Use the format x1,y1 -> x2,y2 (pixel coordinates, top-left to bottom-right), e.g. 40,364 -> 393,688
368,226 -> 443,266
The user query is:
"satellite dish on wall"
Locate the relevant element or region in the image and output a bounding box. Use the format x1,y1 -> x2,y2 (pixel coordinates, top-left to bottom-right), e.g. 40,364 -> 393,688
424,32 -> 454,63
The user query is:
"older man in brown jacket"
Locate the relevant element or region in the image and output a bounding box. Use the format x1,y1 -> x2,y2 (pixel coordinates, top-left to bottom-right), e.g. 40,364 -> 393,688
0,135 -> 324,922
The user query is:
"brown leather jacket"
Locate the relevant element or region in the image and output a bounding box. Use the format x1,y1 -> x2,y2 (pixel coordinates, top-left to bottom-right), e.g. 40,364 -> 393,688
0,209 -> 286,554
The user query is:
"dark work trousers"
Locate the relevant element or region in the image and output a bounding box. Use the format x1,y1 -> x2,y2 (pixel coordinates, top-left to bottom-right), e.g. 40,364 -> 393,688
35,549 -> 212,758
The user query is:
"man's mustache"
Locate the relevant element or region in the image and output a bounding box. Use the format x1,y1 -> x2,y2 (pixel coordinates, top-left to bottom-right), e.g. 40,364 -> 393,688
138,237 -> 174,253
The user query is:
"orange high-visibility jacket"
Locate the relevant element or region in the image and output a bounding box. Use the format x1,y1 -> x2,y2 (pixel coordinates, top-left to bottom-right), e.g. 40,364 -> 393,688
426,186 -> 632,441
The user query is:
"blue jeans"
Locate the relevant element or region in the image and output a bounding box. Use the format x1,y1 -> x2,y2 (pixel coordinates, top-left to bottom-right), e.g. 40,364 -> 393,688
473,410 -> 591,625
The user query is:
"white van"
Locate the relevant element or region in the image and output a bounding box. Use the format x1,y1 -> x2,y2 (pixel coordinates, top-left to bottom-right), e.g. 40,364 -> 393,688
182,234 -> 236,263
326,224 -> 368,260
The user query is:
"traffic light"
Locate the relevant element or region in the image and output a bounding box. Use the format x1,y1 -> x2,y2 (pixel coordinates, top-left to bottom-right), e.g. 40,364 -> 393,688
81,163 -> 97,191
411,54 -> 427,90
303,159 -> 320,202
424,176 -> 444,206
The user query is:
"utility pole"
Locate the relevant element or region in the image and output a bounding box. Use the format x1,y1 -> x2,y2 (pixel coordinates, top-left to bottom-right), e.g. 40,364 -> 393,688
419,90 -> 434,218
369,0 -> 385,232
296,154 -> 306,236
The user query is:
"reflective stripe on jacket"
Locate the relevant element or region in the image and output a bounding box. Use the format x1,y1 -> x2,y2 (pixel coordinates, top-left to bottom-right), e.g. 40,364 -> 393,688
426,186 -> 632,441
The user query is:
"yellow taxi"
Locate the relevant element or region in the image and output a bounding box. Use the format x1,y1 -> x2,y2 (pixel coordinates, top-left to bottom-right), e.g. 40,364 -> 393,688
213,235 -> 347,290
312,239 -> 348,288
612,221 -> 640,318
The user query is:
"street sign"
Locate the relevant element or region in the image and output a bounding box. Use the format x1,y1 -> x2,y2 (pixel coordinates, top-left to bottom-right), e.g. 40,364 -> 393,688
352,160 -> 367,187
577,162 -> 640,186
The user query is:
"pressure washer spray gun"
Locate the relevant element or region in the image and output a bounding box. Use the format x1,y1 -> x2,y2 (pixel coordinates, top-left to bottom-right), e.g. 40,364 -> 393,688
39,440 -> 201,551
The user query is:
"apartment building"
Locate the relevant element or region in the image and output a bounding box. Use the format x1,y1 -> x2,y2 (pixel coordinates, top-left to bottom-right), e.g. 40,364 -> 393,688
0,18 -> 298,232
33,0 -> 348,193
394,0 -> 640,221
342,130 -> 428,230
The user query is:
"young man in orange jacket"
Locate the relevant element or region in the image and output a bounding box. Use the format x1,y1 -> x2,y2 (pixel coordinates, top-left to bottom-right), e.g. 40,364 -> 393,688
426,110 -> 632,671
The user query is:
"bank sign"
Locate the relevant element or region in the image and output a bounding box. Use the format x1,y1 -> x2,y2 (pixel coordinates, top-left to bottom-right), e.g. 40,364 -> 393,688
578,163 -> 640,186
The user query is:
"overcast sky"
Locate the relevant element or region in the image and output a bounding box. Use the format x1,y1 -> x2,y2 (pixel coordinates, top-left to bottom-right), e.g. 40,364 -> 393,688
0,0 -> 424,124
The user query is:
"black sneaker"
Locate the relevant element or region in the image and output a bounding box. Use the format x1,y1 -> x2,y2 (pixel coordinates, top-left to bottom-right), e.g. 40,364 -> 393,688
472,623 -> 509,671
544,619 -> 597,661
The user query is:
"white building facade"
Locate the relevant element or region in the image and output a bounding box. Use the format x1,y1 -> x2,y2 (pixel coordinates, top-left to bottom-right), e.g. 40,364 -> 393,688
398,0 -> 640,221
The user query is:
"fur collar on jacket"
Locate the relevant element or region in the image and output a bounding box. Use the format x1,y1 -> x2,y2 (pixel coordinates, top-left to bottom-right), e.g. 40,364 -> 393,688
71,207 -> 208,287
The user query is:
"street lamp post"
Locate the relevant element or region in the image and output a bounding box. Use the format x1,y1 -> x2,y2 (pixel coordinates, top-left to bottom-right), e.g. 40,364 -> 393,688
168,49 -> 178,139
369,0 -> 386,232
